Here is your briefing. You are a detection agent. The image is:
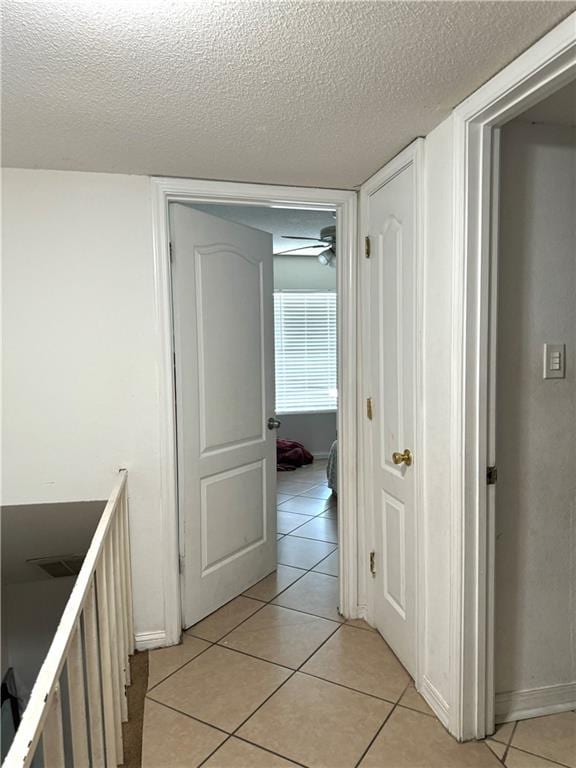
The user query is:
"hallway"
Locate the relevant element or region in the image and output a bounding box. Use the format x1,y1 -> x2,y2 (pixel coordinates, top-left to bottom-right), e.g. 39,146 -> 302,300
141,463 -> 575,768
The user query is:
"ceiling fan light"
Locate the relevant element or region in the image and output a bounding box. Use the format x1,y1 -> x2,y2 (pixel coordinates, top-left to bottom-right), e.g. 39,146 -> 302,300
318,248 -> 335,267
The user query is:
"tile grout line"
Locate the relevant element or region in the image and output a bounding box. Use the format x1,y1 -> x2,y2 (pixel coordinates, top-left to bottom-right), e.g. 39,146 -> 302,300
307,547 -> 339,576
501,720 -> 518,764
212,643 -> 296,673
151,532 -> 341,693
233,734 -> 310,768
277,508 -> 337,535
147,525 -> 425,764
145,695 -> 230,737
148,466 -> 342,767
149,531 -> 343,693
297,668 -> 402,706
148,472 -> 339,725
147,463 -> 568,768
278,510 -> 336,535
148,593 -> 270,693
146,638 -> 218,694
286,532 -> 339,545
266,601 -> 344,624
225,618 -> 344,737
147,542 -> 344,699
145,692 -> 575,768
195,735 -> 235,768
503,739 -> 574,768
352,681 -> 413,768
194,573 -> 338,768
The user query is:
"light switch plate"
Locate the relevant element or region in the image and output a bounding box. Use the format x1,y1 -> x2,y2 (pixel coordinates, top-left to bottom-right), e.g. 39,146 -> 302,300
543,343 -> 566,379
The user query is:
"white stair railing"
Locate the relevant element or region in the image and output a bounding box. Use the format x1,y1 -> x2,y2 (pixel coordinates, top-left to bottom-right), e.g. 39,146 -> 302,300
4,470 -> 134,768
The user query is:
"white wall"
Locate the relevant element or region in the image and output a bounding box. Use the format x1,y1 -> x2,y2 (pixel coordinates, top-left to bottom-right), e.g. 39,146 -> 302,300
1,169 -> 163,639
273,255 -> 336,291
277,412 -> 336,458
420,116 -> 456,714
495,122 -> 576,697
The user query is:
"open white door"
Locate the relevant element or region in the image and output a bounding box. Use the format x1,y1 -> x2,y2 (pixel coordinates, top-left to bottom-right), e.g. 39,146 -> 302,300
361,142 -> 422,678
170,203 -> 277,629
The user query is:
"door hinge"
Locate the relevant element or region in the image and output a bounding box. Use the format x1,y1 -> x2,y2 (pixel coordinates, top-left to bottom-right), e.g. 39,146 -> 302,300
179,554 -> 184,574
169,241 -> 173,262
365,235 -> 371,258
369,551 -> 376,577
366,397 -> 373,420
487,466 -> 498,485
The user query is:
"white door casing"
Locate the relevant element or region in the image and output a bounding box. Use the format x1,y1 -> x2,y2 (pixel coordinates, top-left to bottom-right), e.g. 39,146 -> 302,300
151,177 -> 357,651
360,140 -> 424,680
451,13 -> 576,740
170,203 -> 276,628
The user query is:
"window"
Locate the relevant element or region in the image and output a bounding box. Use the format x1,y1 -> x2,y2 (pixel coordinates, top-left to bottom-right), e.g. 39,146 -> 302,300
274,291 -> 337,414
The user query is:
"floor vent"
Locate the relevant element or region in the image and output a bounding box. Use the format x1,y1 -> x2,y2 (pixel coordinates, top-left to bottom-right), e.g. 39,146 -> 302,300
26,554 -> 85,578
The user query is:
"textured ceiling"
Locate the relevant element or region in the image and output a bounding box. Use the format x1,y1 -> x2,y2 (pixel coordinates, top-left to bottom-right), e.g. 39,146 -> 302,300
189,204 -> 336,254
2,1 -> 574,188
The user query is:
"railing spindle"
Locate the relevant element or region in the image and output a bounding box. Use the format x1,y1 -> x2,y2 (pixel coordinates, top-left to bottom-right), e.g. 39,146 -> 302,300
96,556 -> 120,767
104,539 -> 124,759
42,686 -> 65,768
121,489 -> 135,654
112,516 -> 128,721
67,624 -> 90,767
118,499 -> 131,686
84,580 -> 106,768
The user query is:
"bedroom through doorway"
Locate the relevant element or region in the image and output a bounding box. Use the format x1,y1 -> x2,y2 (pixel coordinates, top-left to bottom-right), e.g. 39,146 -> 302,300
183,202 -> 342,625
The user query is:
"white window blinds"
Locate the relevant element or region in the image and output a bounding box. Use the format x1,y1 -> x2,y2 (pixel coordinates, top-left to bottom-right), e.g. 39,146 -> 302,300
274,291 -> 337,414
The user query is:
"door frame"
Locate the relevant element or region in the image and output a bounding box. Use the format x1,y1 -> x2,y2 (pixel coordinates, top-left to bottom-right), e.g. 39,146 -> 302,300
450,12 -> 576,741
358,138 -> 426,692
150,177 -> 358,646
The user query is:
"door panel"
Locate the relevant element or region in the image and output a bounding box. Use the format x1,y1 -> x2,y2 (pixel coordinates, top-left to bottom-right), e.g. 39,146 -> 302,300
170,203 -> 276,628
201,460 -> 266,573
363,152 -> 419,678
379,217 -> 405,470
383,490 -> 406,618
196,245 -> 265,452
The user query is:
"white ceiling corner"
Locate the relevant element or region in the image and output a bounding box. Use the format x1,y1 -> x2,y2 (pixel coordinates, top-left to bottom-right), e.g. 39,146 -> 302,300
2,0 -> 574,188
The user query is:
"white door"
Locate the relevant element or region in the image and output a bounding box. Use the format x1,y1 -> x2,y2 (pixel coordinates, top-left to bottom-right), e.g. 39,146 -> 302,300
170,203 -> 277,628
361,144 -> 421,678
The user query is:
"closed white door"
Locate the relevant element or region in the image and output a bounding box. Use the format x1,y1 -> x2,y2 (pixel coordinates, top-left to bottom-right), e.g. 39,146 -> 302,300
362,146 -> 420,678
170,203 -> 276,629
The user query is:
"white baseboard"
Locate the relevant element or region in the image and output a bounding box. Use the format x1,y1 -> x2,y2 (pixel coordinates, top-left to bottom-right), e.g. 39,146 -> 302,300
495,682 -> 576,723
135,630 -> 167,651
419,676 -> 450,728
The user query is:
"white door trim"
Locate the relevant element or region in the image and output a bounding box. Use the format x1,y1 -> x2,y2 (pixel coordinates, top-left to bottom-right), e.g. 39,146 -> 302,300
450,12 -> 576,741
358,138 -> 426,689
151,177 -> 358,647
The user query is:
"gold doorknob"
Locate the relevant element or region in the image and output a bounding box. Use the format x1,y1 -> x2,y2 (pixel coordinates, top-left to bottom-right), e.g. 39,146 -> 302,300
392,449 -> 412,466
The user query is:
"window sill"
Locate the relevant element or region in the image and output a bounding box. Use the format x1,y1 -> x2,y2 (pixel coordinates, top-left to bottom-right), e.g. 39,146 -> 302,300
276,409 -> 337,416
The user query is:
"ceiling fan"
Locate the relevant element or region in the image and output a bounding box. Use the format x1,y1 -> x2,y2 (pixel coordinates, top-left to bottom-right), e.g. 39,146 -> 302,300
274,225 -> 336,267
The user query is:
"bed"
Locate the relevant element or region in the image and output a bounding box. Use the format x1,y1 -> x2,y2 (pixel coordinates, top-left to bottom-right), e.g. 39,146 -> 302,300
327,439 -> 338,493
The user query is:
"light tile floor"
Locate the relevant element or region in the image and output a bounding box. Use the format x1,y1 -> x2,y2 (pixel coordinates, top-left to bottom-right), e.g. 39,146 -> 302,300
143,461 -> 576,768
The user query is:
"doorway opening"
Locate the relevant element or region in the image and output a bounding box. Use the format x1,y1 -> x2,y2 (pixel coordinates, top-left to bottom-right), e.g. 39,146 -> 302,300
178,202 -> 341,627
489,79 -> 576,746
150,178 -> 358,648
451,17 -> 576,741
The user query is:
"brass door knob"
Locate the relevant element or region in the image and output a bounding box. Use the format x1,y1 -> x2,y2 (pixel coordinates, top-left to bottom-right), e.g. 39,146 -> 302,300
392,449 -> 412,466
